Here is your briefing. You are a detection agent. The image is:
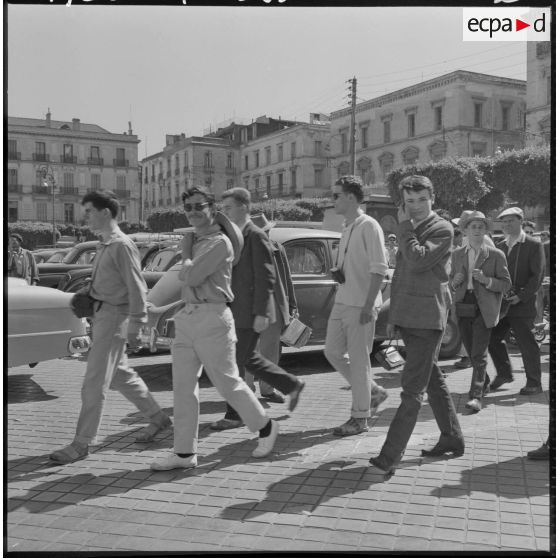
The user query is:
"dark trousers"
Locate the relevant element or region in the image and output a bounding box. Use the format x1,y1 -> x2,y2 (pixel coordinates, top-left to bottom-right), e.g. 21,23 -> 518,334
379,327 -> 463,466
458,291 -> 492,399
488,315 -> 542,388
224,327 -> 299,421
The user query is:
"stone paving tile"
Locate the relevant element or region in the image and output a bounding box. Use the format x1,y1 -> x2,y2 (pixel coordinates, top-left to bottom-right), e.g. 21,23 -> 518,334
7,349 -> 551,552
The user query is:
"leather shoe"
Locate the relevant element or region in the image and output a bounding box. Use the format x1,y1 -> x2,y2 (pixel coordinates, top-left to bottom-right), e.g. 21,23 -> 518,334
369,455 -> 396,479
527,443 -> 550,460
261,391 -> 285,404
421,438 -> 464,457
489,376 -> 514,391
287,380 -> 305,412
465,398 -> 482,413
519,385 -> 543,395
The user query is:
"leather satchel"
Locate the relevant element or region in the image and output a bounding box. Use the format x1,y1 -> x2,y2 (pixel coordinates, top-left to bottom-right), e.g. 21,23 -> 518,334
455,302 -> 478,318
280,318 -> 312,348
375,342 -> 405,370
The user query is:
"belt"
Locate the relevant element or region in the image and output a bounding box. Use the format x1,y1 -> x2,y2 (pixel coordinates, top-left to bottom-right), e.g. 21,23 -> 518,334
182,302 -> 228,314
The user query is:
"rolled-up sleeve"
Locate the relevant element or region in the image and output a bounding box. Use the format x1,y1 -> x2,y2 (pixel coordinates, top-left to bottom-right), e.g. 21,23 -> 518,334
179,237 -> 229,287
364,221 -> 388,276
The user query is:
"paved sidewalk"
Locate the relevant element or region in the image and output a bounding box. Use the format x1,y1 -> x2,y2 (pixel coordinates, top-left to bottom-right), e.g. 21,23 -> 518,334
6,344 -> 552,553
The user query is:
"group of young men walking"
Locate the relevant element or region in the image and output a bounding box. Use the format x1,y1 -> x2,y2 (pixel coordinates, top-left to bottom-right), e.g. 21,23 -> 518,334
48,173 -> 547,476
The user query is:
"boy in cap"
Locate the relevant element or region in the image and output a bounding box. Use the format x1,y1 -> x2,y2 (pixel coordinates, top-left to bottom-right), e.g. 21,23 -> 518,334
450,211 -> 511,412
488,207 -> 545,395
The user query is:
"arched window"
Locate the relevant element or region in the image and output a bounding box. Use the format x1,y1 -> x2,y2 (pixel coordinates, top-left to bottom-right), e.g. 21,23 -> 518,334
428,141 -> 447,162
378,152 -> 394,179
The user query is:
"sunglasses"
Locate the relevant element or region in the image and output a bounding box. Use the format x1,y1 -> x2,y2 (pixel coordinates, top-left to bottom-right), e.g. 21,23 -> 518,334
183,202 -> 211,212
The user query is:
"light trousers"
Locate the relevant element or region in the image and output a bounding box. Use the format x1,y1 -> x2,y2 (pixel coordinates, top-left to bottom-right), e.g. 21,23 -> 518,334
74,303 -> 162,445
324,302 -> 379,419
172,304 -> 268,454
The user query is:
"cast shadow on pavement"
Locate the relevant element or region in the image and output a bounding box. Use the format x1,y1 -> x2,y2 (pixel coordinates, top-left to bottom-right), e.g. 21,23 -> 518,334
428,456 -> 549,500
7,374 -> 58,404
6,427 -> 367,514
219,459 -> 394,520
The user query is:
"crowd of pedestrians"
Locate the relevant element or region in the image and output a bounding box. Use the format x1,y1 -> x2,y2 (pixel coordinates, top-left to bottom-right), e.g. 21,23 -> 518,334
42,175 -> 548,474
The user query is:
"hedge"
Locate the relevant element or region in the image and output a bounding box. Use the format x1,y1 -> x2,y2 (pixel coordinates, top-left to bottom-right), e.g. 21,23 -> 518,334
385,146 -> 551,217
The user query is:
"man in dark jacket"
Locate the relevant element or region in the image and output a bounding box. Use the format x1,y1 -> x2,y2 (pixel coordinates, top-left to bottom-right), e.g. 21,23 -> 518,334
245,213 -> 298,403
488,207 -> 545,395
211,188 -> 305,430
369,175 -> 463,477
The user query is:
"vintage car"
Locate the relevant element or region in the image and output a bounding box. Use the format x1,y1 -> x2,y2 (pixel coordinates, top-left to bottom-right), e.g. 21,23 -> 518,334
37,240 -> 99,288
136,226 -> 460,358
32,247 -> 71,264
57,240 -> 180,293
7,278 -> 91,368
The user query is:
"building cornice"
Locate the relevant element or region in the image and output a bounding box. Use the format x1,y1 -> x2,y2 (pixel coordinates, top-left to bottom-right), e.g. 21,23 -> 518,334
331,70 -> 526,120
9,125 -> 139,144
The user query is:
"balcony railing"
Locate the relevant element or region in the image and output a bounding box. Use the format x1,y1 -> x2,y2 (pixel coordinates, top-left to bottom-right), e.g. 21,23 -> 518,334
8,184 -> 23,193
32,185 -> 52,195
60,155 -> 77,164
114,189 -> 130,199
8,152 -> 21,160
33,153 -> 50,162
59,187 -> 80,196
87,157 -> 104,166
113,159 -> 129,168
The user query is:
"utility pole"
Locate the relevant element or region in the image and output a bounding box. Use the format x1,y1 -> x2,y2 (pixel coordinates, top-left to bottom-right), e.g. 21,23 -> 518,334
347,76 -> 357,175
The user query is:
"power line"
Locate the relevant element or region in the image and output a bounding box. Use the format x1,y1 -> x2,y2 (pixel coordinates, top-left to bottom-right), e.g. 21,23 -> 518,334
358,44 -> 525,82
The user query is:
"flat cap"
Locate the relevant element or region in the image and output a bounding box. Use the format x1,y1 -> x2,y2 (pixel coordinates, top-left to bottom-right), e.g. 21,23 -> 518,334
497,207 -> 524,220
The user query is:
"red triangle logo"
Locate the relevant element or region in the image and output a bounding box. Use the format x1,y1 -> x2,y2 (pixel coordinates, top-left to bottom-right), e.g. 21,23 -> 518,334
516,18 -> 530,31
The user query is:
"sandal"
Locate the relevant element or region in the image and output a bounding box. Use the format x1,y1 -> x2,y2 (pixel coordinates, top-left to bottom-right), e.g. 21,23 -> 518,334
134,415 -> 172,443
50,442 -> 89,464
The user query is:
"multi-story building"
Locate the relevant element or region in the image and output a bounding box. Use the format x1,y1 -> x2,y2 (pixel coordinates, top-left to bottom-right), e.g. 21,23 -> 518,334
141,115 -> 332,220
328,70 -> 527,193
238,115 -> 332,200
141,134 -> 239,219
525,41 -> 551,147
7,112 -> 141,224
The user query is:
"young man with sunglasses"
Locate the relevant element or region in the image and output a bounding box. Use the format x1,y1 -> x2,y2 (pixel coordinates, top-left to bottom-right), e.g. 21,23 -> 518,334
324,175 -> 389,436
151,187 -> 279,470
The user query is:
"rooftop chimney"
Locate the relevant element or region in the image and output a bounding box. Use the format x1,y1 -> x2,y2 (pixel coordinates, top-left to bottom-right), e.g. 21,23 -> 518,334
46,109 -> 51,128
72,118 -> 80,131
128,121 -> 133,135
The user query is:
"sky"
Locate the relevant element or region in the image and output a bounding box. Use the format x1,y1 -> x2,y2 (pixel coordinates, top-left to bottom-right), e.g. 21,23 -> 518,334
7,4 -> 528,158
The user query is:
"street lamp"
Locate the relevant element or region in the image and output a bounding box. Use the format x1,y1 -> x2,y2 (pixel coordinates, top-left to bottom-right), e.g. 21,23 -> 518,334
39,165 -> 57,247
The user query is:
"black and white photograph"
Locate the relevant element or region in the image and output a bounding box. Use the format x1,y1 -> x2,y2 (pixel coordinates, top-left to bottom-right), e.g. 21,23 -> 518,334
6,0 -> 553,553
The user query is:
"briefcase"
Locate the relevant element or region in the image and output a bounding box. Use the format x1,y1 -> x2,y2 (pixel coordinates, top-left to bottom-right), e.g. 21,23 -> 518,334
375,344 -> 405,370
280,318 -> 312,349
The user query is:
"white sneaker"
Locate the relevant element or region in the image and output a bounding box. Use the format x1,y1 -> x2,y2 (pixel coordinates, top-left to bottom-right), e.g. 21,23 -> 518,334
151,453 -> 197,471
252,420 -> 279,458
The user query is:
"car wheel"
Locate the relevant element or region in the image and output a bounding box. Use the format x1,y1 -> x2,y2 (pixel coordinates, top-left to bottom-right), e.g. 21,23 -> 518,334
439,314 -> 461,359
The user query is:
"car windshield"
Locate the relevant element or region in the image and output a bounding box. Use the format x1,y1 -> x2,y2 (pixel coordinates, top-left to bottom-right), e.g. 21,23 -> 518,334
145,249 -> 180,272
62,246 -> 96,264
46,252 -> 66,263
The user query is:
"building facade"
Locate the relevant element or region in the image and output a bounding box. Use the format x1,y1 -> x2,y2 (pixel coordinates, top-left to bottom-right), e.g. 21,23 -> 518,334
141,134 -> 238,220
328,70 -> 526,193
7,112 -> 141,224
238,115 -> 333,200
525,41 -> 551,147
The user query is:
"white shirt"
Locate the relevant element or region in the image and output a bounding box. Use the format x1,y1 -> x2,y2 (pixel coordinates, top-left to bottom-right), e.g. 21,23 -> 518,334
504,230 -> 526,251
335,213 -> 388,308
